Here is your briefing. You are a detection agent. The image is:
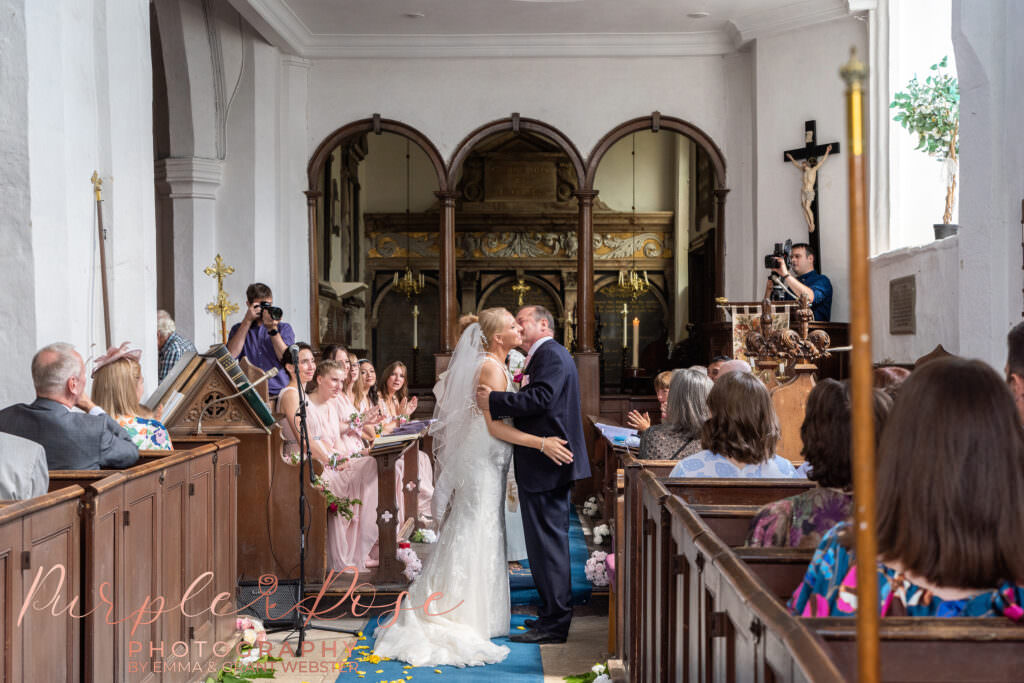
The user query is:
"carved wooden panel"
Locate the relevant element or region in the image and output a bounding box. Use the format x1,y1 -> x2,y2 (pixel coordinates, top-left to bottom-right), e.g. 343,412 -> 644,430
23,497 -> 80,683
186,454 -> 216,666
0,511 -> 21,683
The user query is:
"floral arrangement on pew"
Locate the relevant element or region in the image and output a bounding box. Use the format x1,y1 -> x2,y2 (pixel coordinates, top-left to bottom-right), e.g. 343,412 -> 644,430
205,616 -> 281,682
592,523 -> 610,545
564,662 -> 612,683
584,550 -> 609,587
581,495 -> 600,517
410,528 -> 437,543
398,540 -> 422,581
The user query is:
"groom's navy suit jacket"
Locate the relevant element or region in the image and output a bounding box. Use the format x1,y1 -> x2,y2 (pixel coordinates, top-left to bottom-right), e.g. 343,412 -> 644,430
488,338 -> 590,493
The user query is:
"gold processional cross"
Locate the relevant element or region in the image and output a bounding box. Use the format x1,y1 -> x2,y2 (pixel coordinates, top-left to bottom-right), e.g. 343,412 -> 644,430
204,254 -> 238,344
512,278 -> 531,306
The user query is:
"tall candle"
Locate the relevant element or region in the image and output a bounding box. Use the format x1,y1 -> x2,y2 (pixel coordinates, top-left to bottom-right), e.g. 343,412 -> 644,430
412,304 -> 419,349
621,303 -> 628,347
632,317 -> 640,367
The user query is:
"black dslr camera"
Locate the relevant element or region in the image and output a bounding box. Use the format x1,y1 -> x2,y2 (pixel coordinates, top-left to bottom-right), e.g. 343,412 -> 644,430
259,302 -> 284,321
764,239 -> 793,271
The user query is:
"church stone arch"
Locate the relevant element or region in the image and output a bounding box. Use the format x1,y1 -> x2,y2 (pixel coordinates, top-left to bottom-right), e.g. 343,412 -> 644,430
585,113 -> 731,302
307,118 -> 448,193
305,118 -> 448,347
447,116 -> 586,191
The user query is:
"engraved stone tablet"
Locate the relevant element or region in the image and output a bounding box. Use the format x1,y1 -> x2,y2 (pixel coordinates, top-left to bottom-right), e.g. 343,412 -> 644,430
889,275 -> 916,335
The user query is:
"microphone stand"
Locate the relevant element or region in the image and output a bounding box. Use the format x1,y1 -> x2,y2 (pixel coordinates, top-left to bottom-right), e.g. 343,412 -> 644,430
277,374 -> 358,654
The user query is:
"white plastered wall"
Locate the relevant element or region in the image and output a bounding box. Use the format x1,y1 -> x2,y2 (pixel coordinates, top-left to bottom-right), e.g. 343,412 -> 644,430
17,0 -> 157,402
306,54 -> 757,305
751,16 -> 868,324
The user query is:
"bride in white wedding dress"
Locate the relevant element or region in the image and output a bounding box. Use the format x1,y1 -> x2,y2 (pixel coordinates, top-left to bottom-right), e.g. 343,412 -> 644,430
372,308 -> 572,668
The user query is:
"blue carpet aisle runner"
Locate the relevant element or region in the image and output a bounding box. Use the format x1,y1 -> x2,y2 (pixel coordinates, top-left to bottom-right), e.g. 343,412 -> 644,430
334,510 -> 592,681
510,510 -> 592,607
337,614 -> 543,682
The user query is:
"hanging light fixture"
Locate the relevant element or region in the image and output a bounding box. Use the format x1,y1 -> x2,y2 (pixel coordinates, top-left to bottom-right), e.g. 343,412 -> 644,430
393,137 -> 424,298
618,133 -> 650,301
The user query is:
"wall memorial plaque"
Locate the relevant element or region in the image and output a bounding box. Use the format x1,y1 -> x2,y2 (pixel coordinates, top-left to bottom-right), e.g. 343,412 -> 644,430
889,275 -> 916,335
485,158 -> 556,202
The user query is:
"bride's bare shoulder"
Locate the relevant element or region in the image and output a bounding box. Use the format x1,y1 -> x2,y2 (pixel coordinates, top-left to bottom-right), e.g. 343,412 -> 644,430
477,358 -> 507,391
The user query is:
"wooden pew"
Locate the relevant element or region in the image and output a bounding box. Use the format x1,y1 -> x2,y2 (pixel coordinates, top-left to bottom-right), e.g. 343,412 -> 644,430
0,487 -> 84,682
35,438 -> 238,682
807,618 -> 1024,682
690,503 -> 761,547
734,547 -> 813,602
644,478 -> 843,682
664,477 -> 813,506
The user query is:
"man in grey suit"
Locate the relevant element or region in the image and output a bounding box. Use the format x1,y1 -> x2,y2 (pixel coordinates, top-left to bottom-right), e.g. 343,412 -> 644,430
0,433 -> 48,499
0,343 -> 139,470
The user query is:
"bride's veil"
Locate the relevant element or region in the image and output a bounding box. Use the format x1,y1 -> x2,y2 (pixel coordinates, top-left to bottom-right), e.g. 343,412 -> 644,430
429,322 -> 487,523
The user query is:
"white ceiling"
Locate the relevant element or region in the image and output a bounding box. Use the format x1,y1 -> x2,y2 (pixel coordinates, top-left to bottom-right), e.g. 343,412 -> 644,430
228,0 -> 873,58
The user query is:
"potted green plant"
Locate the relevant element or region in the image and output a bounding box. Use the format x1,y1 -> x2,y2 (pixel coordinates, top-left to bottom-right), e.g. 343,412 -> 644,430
890,56 -> 960,239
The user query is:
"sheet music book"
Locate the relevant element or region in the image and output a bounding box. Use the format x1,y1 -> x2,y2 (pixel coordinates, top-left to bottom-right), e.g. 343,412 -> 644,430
372,433 -> 421,447
142,351 -> 201,418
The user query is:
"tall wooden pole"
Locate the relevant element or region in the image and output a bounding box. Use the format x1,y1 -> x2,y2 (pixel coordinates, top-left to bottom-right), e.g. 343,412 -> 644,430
841,49 -> 879,683
305,191 -> 322,347
91,172 -> 112,348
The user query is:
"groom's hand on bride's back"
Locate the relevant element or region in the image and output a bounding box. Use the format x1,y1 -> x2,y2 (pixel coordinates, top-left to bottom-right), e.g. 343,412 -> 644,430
475,384 -> 492,410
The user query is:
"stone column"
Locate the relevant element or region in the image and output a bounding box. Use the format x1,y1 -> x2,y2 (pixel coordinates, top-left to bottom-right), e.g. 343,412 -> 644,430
435,190 -> 458,375
714,188 -> 730,298
155,156 -> 223,347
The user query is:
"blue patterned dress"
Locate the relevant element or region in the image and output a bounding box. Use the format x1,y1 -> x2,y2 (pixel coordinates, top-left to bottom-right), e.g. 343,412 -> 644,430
789,523 -> 1024,620
668,450 -> 802,478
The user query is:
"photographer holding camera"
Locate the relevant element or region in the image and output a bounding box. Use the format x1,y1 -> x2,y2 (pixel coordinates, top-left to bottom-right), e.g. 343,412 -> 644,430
227,282 -> 294,397
763,242 -> 833,322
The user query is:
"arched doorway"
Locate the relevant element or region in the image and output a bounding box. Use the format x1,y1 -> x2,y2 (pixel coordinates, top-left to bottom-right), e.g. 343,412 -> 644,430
306,118 -> 447,381
585,115 -> 728,370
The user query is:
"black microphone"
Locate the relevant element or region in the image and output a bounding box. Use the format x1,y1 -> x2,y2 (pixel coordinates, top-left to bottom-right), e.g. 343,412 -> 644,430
287,344 -> 300,367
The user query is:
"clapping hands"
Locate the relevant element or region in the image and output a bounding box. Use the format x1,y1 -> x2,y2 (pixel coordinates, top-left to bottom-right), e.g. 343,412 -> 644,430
625,409 -> 651,433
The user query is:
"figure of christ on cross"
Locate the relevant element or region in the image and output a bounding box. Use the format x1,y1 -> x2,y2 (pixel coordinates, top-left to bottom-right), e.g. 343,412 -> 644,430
782,121 -> 840,271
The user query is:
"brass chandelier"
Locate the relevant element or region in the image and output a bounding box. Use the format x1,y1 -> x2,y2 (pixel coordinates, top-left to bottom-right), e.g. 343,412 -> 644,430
393,138 -> 424,299
619,134 -> 650,301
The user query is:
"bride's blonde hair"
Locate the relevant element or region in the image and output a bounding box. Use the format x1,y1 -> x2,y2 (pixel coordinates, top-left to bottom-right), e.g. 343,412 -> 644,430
478,307 -> 511,349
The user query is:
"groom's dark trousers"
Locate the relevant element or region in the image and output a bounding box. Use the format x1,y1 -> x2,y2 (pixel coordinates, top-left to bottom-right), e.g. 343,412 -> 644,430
489,338 -> 590,639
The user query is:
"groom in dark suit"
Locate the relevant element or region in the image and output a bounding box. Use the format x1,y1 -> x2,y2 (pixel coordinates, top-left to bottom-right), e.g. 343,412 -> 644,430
477,305 -> 590,644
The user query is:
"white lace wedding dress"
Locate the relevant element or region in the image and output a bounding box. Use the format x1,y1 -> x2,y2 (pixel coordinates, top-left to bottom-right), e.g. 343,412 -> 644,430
372,330 -> 512,667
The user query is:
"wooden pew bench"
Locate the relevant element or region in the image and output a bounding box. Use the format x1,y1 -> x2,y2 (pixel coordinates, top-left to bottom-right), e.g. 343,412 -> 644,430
34,438 -> 239,682
806,617 -> 1024,682
690,503 -> 761,547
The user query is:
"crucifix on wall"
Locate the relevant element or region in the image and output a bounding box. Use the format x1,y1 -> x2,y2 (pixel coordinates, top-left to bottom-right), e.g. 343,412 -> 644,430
782,120 -> 840,271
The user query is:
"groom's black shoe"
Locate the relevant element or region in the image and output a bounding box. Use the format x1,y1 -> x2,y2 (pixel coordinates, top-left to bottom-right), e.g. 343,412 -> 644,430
510,629 -> 566,644
523,618 -> 538,629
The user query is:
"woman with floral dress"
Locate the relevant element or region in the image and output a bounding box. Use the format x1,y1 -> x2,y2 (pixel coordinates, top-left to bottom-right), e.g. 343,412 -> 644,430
746,379 -> 891,548
91,342 -> 172,450
789,358 -> 1024,619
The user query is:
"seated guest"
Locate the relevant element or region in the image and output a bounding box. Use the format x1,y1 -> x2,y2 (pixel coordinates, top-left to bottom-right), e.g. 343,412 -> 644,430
873,365 -> 910,400
790,358 -> 1024,618
157,310 -> 196,382
669,372 -> 798,478
717,358 -> 752,378
626,370 -> 673,433
227,283 -> 294,397
356,360 -> 379,412
91,343 -> 173,450
0,433 -> 48,500
376,360 -> 434,519
708,355 -> 730,381
746,380 -> 891,548
0,343 -> 138,470
639,369 -> 712,460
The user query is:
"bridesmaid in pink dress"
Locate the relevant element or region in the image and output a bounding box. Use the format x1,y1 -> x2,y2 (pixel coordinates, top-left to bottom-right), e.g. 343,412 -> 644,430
278,346 -> 371,571
306,359 -> 384,572
376,361 -> 435,520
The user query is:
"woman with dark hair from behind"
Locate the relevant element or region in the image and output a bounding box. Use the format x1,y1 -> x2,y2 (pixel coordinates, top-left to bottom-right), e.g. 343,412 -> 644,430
668,372 -> 800,478
639,369 -> 713,460
746,379 -> 891,548
790,358 -> 1024,618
